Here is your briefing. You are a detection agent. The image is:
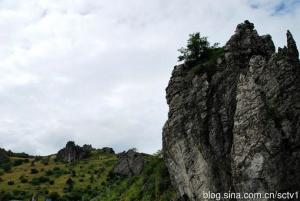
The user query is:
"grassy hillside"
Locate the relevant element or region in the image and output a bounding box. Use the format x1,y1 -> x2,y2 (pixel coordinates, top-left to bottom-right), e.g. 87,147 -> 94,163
0,151 -> 176,201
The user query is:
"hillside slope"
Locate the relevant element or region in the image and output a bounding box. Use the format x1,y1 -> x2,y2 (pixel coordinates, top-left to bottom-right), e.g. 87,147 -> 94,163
0,146 -> 176,201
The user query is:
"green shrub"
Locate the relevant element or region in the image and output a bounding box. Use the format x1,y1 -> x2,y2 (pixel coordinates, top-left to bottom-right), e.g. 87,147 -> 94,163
90,175 -> 94,183
1,163 -> 12,172
20,178 -> 28,183
71,170 -> 76,177
48,192 -> 60,201
30,178 -> 40,186
13,159 -> 25,166
41,157 -> 50,165
178,33 -> 208,62
40,188 -> 49,195
46,167 -> 64,177
34,156 -> 42,161
8,152 -> 31,158
7,181 -> 14,185
45,169 -> 53,176
19,176 -> 28,183
66,178 -> 74,186
31,168 -> 39,174
0,192 -> 13,201
31,176 -> 50,185
178,32 -> 220,65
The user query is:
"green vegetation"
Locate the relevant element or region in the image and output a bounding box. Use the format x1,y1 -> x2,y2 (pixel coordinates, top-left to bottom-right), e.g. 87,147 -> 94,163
178,32 -> 224,81
190,47 -> 224,79
7,151 -> 32,158
92,155 -> 175,201
0,151 -> 175,201
30,168 -> 39,174
178,32 -> 219,63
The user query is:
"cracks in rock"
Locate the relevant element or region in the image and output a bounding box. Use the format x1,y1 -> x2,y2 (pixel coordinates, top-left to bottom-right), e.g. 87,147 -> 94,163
163,21 -> 300,201
125,158 -> 135,176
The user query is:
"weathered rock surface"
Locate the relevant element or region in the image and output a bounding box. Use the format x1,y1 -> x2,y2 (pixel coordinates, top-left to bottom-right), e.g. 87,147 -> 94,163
163,20 -> 300,201
113,149 -> 145,176
56,141 -> 91,162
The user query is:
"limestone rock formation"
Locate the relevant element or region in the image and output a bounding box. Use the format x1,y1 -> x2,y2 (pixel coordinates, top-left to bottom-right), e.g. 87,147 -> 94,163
56,141 -> 91,163
113,149 -> 145,176
163,20 -> 300,201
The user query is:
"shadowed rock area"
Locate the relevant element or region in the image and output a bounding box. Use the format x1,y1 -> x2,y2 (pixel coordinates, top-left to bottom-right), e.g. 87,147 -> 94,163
56,141 -> 91,162
163,20 -> 300,201
0,148 -> 9,164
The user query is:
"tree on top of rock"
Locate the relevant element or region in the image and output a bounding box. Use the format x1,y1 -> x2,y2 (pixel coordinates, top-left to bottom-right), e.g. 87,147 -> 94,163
178,32 -> 218,63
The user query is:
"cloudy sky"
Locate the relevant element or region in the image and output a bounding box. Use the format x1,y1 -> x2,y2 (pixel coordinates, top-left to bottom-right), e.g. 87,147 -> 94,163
0,0 -> 299,155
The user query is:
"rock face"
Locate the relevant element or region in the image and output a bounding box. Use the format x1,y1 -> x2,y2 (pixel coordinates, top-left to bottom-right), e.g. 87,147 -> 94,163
113,149 -> 145,176
163,21 -> 300,201
0,148 -> 9,164
56,141 -> 91,163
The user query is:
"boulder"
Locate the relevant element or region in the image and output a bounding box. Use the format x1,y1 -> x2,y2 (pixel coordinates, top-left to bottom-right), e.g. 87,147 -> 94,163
113,149 -> 145,176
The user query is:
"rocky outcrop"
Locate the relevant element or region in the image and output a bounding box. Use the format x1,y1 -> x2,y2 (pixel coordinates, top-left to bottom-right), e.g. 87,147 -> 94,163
0,148 -> 9,164
56,141 -> 91,163
99,147 -> 115,154
113,149 -> 145,176
82,144 -> 94,152
163,21 -> 300,201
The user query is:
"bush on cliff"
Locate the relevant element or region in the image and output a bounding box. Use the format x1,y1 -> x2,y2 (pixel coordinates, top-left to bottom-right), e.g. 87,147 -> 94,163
178,32 -> 219,63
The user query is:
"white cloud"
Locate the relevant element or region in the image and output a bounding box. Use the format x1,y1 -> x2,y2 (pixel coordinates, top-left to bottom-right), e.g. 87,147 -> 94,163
0,0 -> 299,155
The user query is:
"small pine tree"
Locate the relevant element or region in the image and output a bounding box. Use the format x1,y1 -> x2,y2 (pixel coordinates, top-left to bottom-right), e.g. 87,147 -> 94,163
178,32 -> 218,63
66,178 -> 74,186
66,177 -> 74,192
90,174 -> 94,183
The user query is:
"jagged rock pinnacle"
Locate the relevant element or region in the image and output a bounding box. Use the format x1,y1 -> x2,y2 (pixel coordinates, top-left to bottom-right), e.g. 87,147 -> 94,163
225,20 -> 275,69
56,141 -> 91,163
287,30 -> 299,60
236,20 -> 255,32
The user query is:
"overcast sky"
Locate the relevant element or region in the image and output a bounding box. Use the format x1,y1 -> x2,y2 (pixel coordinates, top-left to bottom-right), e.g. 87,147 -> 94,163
0,0 -> 299,155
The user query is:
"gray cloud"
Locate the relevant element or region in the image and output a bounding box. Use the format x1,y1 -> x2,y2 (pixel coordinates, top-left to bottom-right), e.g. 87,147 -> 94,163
0,0 -> 299,155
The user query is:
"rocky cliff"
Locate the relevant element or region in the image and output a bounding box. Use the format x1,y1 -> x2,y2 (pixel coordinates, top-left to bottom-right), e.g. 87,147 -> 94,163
163,21 -> 300,201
